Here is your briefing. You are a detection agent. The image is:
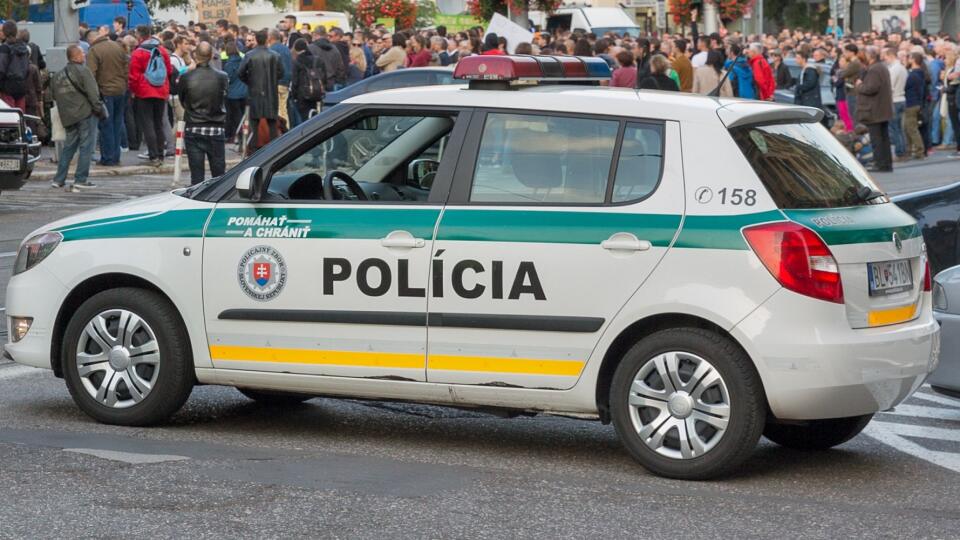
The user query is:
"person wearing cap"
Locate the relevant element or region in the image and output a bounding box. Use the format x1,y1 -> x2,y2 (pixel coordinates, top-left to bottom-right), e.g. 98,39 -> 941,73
481,33 -> 505,56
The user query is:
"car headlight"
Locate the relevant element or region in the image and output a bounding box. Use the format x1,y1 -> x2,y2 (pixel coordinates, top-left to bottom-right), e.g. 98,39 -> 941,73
933,281 -> 948,312
13,231 -> 62,275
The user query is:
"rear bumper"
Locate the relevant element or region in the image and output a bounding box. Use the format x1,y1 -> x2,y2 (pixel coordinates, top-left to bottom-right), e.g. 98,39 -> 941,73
733,289 -> 940,420
927,311 -> 960,392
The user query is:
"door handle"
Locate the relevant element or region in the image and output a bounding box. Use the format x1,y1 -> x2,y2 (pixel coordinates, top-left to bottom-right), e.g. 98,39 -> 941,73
601,233 -> 651,252
381,230 -> 426,249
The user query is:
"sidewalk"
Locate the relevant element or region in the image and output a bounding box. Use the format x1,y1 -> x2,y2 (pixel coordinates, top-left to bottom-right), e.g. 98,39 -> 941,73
29,144 -> 244,182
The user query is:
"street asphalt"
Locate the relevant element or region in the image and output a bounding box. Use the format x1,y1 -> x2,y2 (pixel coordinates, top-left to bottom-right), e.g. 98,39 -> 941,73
0,151 -> 959,538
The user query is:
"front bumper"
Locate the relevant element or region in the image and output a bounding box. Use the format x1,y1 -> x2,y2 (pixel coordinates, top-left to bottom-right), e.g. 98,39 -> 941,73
0,140 -> 41,190
927,311 -> 960,393
733,289 -> 940,420
4,265 -> 68,370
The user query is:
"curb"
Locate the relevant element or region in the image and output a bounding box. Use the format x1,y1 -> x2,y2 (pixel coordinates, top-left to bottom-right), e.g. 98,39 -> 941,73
29,159 -> 243,182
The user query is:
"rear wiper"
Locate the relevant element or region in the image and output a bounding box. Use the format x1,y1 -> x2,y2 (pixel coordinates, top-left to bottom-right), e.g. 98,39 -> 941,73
856,185 -> 886,203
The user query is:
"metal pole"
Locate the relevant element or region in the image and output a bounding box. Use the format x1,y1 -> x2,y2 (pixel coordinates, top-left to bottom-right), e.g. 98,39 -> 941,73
171,120 -> 185,188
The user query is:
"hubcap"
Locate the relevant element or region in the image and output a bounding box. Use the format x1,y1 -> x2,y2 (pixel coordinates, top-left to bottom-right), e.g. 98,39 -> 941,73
75,309 -> 160,409
627,351 -> 731,460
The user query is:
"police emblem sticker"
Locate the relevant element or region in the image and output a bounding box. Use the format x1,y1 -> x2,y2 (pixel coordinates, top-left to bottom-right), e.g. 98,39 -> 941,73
238,245 -> 288,301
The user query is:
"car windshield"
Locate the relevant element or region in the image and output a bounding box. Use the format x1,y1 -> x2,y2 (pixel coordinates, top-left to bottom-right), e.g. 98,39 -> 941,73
730,122 -> 886,209
591,26 -> 640,37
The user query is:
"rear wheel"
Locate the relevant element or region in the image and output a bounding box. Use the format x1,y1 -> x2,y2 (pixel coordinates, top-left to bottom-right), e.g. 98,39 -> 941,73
238,388 -> 313,406
62,288 -> 194,426
763,414 -> 873,450
610,327 -> 766,480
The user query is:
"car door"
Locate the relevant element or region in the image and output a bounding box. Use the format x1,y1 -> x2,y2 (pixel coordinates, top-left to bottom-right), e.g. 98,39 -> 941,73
426,110 -> 685,390
202,107 -> 471,382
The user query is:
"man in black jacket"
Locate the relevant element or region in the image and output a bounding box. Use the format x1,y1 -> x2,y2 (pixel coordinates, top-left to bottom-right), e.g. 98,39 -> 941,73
794,48 -> 822,109
238,29 -> 282,152
179,42 -> 228,184
308,28 -> 346,91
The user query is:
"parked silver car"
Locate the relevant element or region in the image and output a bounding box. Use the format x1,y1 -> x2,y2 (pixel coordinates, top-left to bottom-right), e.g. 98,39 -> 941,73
930,265 -> 960,398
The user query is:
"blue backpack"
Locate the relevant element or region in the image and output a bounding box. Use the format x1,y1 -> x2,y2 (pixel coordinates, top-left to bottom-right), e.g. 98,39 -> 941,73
144,46 -> 166,87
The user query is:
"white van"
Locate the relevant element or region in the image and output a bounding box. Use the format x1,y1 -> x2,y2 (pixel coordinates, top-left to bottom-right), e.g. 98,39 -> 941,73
530,7 -> 640,37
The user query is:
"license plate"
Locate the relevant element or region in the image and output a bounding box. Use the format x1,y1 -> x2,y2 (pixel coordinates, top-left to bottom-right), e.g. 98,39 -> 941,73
0,158 -> 20,171
868,260 -> 913,296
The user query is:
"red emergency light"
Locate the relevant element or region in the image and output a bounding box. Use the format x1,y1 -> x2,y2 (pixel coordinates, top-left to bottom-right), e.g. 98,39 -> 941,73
453,55 -> 611,88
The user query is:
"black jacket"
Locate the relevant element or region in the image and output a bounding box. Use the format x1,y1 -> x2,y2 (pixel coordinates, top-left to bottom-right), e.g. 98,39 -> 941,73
775,61 -> 793,89
638,73 -> 679,91
794,65 -> 822,108
291,50 -> 327,102
238,46 -> 282,119
308,38 -> 346,90
178,63 -> 228,127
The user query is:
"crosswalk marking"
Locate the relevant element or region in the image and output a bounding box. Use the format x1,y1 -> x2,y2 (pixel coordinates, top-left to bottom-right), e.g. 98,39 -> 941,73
866,389 -> 960,474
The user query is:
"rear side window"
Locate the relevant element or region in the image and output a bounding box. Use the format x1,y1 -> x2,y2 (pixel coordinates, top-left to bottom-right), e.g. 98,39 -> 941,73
730,122 -> 886,209
469,114 -> 664,204
470,113 -> 618,204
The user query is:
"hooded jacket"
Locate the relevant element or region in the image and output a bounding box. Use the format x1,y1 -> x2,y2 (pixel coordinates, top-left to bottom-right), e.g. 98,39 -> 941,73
748,54 -> 775,100
724,56 -> 756,99
308,38 -> 346,90
128,37 -> 173,100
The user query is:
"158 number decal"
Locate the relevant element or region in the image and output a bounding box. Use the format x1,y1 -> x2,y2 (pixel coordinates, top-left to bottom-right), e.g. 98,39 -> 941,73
717,188 -> 757,206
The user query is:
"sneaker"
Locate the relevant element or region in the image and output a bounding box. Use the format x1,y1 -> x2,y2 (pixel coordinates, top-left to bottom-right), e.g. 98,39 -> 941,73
50,181 -> 65,188
137,152 -> 150,160
149,158 -> 163,167
72,182 -> 97,190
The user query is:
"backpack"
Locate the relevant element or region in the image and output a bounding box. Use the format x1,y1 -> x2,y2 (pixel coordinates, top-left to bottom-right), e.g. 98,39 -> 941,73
299,57 -> 325,102
3,42 -> 30,99
144,46 -> 166,87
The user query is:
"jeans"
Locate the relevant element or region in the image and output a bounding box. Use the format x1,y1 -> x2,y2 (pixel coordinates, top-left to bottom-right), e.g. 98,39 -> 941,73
889,101 -> 906,156
225,98 -> 245,142
184,131 -> 225,185
53,116 -> 98,186
287,96 -> 302,128
868,121 -> 892,170
134,97 -> 166,159
98,94 -> 126,164
932,95 -> 955,145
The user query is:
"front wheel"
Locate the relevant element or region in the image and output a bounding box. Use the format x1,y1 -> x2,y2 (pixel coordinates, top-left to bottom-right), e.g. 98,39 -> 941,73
763,414 -> 873,450
62,288 -> 194,426
610,328 -> 766,480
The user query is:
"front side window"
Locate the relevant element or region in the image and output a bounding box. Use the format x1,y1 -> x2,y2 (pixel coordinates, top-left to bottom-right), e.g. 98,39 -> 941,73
470,113 -> 619,204
268,113 -> 455,201
731,122 -> 885,209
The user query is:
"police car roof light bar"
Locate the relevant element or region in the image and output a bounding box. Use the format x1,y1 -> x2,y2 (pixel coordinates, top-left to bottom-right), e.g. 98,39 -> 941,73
454,55 -> 611,89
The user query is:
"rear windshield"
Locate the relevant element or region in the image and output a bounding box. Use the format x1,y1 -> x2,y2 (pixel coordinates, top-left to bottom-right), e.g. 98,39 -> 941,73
730,122 -> 887,209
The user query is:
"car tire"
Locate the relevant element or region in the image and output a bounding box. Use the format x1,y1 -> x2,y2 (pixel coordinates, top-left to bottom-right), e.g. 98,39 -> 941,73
610,327 -> 766,480
763,414 -> 873,450
62,287 -> 194,426
237,388 -> 313,406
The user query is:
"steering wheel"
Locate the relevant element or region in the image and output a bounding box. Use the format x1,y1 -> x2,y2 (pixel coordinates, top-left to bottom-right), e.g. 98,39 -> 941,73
322,170 -> 368,201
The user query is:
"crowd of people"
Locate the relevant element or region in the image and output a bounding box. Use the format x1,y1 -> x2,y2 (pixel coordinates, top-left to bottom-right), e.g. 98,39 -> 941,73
7,10 -> 960,187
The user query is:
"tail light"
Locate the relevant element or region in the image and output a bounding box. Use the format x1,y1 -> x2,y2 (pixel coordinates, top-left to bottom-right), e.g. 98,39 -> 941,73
742,222 -> 844,304
923,258 -> 932,292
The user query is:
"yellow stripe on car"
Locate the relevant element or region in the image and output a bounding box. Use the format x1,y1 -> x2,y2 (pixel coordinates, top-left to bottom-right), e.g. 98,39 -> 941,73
209,345 -> 584,376
867,304 -> 918,327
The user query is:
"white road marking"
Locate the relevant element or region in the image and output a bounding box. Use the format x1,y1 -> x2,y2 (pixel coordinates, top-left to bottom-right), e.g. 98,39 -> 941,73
864,422 -> 960,474
0,364 -> 43,380
64,448 -> 190,464
864,391 -> 960,474
911,391 -> 960,407
0,251 -> 15,258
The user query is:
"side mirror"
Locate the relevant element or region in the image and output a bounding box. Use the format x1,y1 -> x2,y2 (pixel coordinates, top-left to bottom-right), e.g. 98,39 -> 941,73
407,159 -> 440,189
235,166 -> 264,201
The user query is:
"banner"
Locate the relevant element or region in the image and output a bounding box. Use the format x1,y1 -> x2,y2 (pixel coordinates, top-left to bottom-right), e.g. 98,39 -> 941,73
434,14 -> 485,32
485,13 -> 533,54
197,0 -> 238,25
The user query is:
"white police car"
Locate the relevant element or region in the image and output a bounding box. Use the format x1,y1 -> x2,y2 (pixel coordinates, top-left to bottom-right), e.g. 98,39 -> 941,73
4,56 -> 940,479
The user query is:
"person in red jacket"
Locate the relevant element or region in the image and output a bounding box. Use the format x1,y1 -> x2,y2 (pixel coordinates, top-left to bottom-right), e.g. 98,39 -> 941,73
405,35 -> 431,68
746,43 -> 776,101
128,24 -> 172,166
